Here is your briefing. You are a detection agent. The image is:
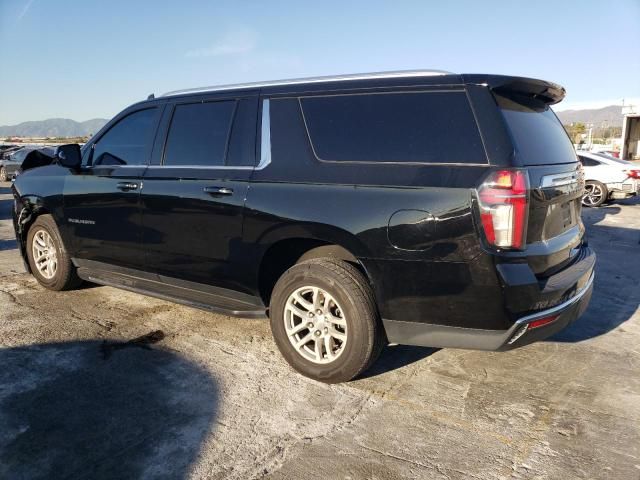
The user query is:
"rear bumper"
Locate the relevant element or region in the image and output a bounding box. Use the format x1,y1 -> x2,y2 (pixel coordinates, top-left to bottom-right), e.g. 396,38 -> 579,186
607,179 -> 639,197
383,270 -> 594,351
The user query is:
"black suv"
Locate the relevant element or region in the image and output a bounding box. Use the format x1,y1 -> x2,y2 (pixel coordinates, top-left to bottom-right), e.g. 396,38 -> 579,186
12,71 -> 595,382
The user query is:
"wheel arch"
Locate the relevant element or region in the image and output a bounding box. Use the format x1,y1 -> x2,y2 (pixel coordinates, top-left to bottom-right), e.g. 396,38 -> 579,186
257,235 -> 376,307
14,195 -> 54,273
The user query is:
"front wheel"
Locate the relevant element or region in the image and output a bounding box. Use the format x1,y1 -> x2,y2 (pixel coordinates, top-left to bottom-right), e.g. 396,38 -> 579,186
269,259 -> 384,383
582,181 -> 608,207
26,215 -> 82,291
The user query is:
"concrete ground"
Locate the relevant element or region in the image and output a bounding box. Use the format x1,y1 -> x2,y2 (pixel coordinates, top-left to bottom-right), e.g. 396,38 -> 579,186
0,180 -> 638,480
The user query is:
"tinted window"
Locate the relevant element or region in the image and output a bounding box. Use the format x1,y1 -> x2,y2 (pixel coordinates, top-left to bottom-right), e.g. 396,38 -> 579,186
92,108 -> 158,166
164,101 -> 236,166
300,91 -> 486,164
226,98 -> 258,167
497,94 -> 577,165
579,156 -> 601,167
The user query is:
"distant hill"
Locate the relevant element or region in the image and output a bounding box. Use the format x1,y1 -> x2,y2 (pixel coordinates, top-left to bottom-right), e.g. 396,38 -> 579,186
0,118 -> 108,137
555,105 -> 623,127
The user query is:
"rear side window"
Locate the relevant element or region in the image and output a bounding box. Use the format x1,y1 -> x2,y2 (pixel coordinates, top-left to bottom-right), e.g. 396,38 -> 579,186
299,91 -> 486,164
578,156 -> 600,167
92,108 -> 158,166
163,101 -> 236,166
496,94 -> 577,165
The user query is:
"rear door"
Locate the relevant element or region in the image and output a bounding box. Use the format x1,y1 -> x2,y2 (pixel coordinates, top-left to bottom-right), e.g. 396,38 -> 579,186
63,107 -> 161,269
495,93 -> 584,274
140,93 -> 258,291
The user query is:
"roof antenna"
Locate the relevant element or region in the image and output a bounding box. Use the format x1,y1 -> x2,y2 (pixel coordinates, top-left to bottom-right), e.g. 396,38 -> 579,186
147,93 -> 155,100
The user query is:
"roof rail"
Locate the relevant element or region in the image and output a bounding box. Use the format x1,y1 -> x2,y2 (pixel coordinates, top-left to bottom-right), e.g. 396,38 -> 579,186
160,69 -> 454,97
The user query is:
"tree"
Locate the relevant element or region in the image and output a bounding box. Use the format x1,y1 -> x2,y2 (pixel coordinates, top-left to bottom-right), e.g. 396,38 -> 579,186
563,122 -> 586,143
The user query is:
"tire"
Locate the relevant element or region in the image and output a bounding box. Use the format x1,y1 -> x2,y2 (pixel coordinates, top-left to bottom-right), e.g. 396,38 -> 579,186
0,166 -> 6,182
582,180 -> 608,207
269,258 -> 385,383
26,215 -> 82,291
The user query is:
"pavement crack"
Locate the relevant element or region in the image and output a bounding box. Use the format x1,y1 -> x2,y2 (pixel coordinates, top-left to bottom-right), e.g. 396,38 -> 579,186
358,443 -> 451,478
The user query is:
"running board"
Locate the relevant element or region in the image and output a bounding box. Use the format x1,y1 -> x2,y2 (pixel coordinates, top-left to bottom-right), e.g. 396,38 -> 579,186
74,260 -> 267,319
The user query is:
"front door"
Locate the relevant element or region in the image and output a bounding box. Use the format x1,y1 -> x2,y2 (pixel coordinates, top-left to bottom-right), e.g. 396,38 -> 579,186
141,95 -> 258,292
63,107 -> 161,269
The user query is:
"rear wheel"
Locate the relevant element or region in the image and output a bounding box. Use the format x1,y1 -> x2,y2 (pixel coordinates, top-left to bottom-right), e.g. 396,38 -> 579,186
26,215 -> 82,291
0,167 -> 7,182
582,180 -> 608,207
269,259 -> 384,383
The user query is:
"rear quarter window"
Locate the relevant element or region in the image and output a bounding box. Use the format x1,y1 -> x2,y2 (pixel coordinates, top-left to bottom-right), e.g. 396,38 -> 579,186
578,156 -> 601,167
299,91 -> 486,164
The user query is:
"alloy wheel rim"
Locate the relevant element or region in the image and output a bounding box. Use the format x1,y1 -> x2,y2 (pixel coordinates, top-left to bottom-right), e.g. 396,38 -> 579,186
283,286 -> 348,364
32,229 -> 58,279
582,184 -> 603,206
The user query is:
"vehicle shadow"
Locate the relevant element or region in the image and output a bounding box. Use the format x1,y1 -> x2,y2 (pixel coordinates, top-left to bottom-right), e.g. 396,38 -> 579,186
360,344 -> 439,379
0,239 -> 17,251
550,200 -> 640,343
0,333 -> 218,479
0,186 -> 12,222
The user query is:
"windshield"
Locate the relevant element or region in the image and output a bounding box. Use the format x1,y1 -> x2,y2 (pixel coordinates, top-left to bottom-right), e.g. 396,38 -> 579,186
11,149 -> 29,162
496,94 -> 577,166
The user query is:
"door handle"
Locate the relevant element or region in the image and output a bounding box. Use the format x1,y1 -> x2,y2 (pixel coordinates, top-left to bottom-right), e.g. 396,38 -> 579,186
117,182 -> 139,191
203,186 -> 234,196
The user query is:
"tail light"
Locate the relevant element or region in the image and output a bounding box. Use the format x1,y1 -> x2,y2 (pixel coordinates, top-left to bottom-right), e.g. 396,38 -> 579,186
625,169 -> 640,179
477,169 -> 530,250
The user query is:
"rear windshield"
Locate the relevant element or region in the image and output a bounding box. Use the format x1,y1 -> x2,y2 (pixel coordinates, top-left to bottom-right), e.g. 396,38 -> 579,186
496,94 -> 577,165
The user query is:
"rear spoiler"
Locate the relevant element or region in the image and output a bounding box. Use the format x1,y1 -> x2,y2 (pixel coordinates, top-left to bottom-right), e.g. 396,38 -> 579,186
462,74 -> 566,105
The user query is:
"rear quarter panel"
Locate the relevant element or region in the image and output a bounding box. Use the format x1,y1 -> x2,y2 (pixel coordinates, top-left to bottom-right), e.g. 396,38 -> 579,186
245,94 -> 510,329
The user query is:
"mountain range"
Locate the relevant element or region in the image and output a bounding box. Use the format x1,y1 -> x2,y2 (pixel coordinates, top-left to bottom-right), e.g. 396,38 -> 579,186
0,118 -> 108,138
555,105 -> 624,127
0,105 -> 626,138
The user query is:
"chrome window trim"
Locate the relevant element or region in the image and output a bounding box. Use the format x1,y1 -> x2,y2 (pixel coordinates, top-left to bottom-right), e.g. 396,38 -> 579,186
86,164 -> 147,169
145,165 -> 254,170
257,99 -> 271,170
161,70 -> 453,97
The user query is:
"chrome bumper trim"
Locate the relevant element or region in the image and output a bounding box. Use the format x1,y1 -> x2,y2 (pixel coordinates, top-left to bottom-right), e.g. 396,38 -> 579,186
516,272 -> 595,325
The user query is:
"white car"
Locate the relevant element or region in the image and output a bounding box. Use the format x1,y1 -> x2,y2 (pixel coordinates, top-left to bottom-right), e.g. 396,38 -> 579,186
577,151 -> 640,207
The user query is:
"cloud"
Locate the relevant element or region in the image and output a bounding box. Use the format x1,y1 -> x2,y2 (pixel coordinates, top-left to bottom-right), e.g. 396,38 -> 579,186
185,29 -> 257,58
17,0 -> 35,20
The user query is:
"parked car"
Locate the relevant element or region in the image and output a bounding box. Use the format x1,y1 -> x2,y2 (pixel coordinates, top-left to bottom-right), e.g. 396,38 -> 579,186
597,150 -> 620,159
1,146 -> 56,181
1,147 -> 29,181
11,71 -> 595,382
0,146 -> 22,160
577,151 -> 639,206
0,145 -> 19,154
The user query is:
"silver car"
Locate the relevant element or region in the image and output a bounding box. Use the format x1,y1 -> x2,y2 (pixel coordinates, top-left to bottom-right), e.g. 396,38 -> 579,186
577,151 -> 640,207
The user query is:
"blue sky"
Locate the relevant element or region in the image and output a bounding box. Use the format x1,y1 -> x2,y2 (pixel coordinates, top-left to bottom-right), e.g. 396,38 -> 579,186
0,0 -> 639,124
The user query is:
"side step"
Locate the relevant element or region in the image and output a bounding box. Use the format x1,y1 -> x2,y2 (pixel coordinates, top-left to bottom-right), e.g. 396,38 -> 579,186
75,260 -> 267,319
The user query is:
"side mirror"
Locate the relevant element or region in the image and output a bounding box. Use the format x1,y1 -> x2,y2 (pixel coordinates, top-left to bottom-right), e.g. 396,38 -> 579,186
56,144 -> 82,170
